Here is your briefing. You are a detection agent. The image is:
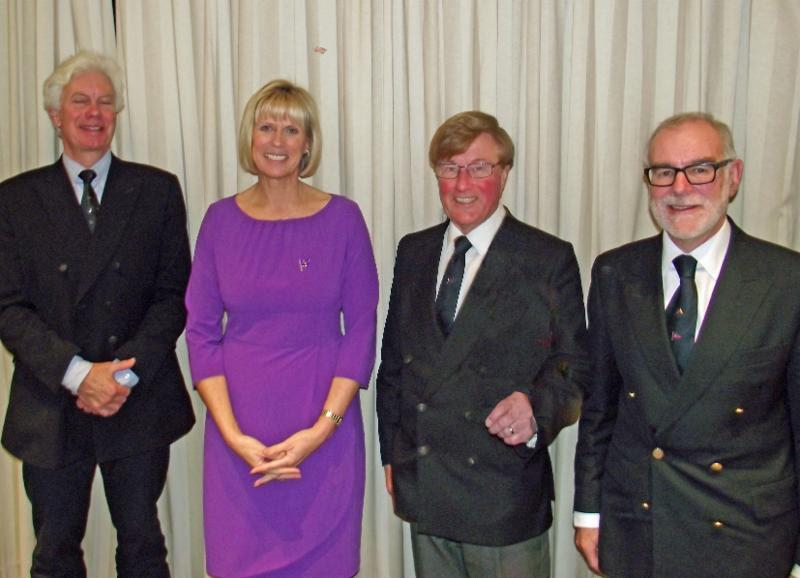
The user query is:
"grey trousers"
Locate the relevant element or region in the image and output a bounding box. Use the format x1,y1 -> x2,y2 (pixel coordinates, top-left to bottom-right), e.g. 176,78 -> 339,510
410,524 -> 551,578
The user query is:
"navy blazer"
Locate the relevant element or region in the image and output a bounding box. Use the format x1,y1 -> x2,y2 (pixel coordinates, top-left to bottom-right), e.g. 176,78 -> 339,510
574,221 -> 800,577
0,157 -> 194,468
377,212 -> 590,546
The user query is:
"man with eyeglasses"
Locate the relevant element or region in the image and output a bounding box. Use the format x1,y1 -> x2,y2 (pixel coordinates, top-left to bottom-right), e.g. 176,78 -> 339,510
377,111 -> 590,577
574,112 -> 800,577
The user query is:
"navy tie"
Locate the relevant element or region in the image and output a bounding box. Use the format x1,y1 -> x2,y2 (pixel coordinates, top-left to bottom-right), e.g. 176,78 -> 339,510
435,236 -> 472,336
666,255 -> 698,373
78,169 -> 100,232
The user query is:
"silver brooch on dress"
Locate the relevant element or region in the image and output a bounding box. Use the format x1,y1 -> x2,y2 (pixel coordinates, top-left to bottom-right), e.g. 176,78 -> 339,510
298,258 -> 310,272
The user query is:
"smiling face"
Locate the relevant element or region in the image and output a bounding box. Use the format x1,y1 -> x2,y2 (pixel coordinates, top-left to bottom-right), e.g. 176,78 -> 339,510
48,70 -> 117,167
251,115 -> 309,180
437,132 -> 510,234
647,119 -> 743,252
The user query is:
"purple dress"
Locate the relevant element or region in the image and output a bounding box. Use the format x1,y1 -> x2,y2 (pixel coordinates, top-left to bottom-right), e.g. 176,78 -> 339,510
185,194 -> 378,578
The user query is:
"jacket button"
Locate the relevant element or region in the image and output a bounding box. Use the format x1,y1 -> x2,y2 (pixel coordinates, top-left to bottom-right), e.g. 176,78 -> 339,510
710,462 -> 723,473
416,403 -> 427,413
108,335 -> 118,345
463,410 -> 472,420
403,354 -> 413,364
713,520 -> 724,529
417,445 -> 429,456
734,407 -> 745,415
466,456 -> 476,466
58,263 -> 68,273
641,501 -> 650,511
627,391 -> 636,399
112,261 -> 121,271
652,447 -> 665,460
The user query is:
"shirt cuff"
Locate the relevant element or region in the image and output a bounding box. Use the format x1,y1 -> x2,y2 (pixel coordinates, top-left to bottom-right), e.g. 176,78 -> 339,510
573,511 -> 600,528
525,415 -> 539,448
791,563 -> 800,577
62,356 -> 92,395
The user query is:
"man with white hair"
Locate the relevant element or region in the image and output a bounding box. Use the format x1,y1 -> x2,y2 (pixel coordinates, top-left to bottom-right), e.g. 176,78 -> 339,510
0,50 -> 194,577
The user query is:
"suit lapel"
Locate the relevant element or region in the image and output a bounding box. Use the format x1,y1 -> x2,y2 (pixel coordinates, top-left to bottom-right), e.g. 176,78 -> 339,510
36,160 -> 93,246
436,223 -> 516,376
620,236 -> 682,398
408,223 -> 448,359
424,217 -> 534,395
656,226 -> 770,434
76,156 -> 142,302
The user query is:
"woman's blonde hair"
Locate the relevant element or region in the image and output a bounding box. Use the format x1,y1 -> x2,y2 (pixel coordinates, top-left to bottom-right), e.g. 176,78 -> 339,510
238,79 -> 321,178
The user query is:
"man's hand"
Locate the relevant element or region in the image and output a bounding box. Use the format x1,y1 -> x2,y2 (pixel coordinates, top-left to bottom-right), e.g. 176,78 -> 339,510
384,464 -> 398,513
485,391 -> 535,446
76,358 -> 134,417
575,527 -> 602,575
384,464 -> 394,497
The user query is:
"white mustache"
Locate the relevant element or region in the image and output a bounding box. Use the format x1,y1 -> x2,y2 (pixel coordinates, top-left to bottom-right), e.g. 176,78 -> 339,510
659,195 -> 705,207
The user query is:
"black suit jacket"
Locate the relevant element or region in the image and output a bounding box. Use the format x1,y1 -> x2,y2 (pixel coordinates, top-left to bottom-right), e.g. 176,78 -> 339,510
0,157 -> 194,469
377,213 -> 590,546
574,221 -> 800,577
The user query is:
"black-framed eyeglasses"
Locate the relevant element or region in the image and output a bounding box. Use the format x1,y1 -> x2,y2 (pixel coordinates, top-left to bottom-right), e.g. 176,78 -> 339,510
644,158 -> 733,187
435,161 -> 500,179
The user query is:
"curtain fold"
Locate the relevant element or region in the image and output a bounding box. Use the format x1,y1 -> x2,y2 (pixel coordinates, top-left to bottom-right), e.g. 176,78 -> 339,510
2,1 -> 799,577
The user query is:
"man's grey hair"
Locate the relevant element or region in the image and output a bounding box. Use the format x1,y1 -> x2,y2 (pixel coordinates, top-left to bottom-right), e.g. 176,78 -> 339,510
646,112 -> 736,162
43,50 -> 125,112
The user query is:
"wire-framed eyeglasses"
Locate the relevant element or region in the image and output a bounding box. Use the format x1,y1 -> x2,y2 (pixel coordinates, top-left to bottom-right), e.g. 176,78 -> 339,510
434,161 -> 500,179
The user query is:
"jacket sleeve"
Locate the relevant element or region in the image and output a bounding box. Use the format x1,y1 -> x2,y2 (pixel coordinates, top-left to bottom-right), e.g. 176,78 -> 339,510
522,243 -> 590,450
574,258 -> 623,513
786,312 -> 800,565
113,173 -> 191,384
0,181 -> 80,393
376,237 -> 407,465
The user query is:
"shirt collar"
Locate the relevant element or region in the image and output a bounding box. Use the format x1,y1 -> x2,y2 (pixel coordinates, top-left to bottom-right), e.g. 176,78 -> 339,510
62,151 -> 112,187
445,204 -> 507,256
661,218 -> 732,280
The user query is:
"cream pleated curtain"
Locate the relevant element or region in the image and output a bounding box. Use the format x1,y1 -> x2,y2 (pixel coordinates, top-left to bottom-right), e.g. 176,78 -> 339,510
1,1 -> 799,577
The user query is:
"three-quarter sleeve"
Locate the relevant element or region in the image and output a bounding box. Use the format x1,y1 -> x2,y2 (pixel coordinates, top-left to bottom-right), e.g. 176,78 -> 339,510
185,205 -> 226,383
334,202 -> 379,387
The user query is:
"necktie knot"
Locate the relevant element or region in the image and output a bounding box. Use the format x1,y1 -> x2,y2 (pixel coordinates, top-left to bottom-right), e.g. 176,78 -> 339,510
453,235 -> 472,257
79,169 -> 96,185
673,254 -> 697,279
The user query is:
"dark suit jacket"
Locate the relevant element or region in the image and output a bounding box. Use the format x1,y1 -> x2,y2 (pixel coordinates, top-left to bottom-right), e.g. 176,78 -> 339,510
574,221 -> 800,577
0,156 -> 194,469
377,213 -> 590,546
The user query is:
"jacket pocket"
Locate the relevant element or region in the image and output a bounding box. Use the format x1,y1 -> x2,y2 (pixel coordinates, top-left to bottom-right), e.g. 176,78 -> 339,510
751,476 -> 797,519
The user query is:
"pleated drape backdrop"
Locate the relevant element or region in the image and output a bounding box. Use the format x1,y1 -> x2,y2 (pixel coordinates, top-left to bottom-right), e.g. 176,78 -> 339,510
2,1 -> 799,577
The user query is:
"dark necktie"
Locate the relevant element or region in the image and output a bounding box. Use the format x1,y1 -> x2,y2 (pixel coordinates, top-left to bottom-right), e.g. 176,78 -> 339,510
666,254 -> 698,373
435,236 -> 472,336
78,169 -> 100,232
